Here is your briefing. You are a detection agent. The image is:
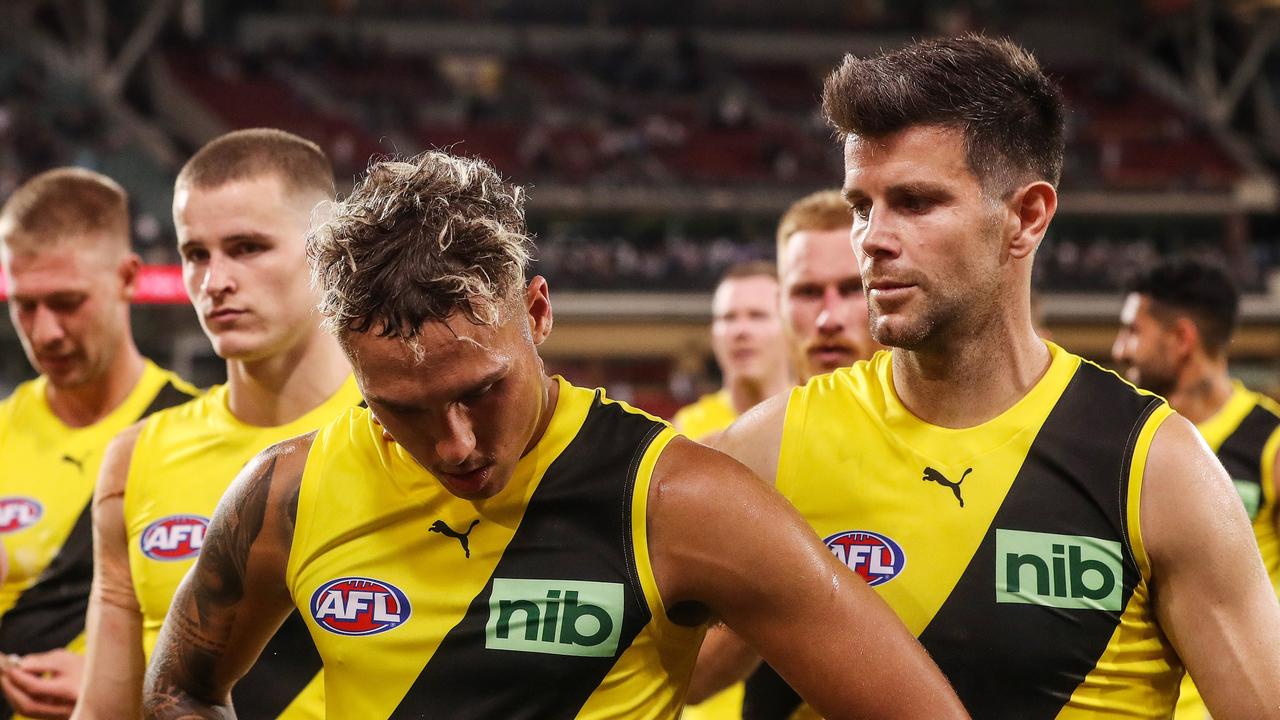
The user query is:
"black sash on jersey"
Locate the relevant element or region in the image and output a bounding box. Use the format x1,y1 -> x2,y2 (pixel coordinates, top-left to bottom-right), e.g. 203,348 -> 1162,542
389,392 -> 665,719
917,362 -> 1162,718
0,380 -> 194,719
231,610 -> 324,716
1216,403 -> 1280,520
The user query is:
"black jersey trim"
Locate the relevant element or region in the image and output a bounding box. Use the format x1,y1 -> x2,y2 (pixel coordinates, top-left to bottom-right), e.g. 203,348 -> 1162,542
915,362 -> 1163,719
230,610 -> 323,715
139,380 -> 199,419
742,661 -> 803,720
389,393 -> 666,719
1216,403 -> 1280,511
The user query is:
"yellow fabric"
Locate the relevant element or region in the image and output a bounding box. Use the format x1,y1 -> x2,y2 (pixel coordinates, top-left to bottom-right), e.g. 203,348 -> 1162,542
776,343 -> 1180,719
1174,383 -> 1280,720
672,390 -> 737,442
287,377 -> 703,718
123,376 -> 361,720
0,361 -> 194,619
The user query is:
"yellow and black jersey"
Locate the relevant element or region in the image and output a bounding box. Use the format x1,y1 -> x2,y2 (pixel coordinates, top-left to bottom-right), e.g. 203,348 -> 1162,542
0,361 -> 195,719
773,342 -> 1180,719
124,377 -> 361,720
287,377 -> 704,719
671,390 -> 737,442
1174,382 -> 1280,720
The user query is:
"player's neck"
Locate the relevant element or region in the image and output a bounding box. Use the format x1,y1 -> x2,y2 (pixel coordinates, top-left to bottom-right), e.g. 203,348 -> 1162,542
45,342 -> 145,428
725,369 -> 790,414
891,317 -> 1050,429
1166,358 -> 1233,425
224,329 -> 351,427
520,373 -> 561,457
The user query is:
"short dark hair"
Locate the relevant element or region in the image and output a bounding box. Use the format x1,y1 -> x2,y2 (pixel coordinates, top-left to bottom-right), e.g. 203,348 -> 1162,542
177,128 -> 335,200
822,34 -> 1066,193
1126,259 -> 1240,356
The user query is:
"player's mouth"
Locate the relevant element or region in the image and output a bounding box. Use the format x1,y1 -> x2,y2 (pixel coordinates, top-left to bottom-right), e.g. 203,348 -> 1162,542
866,280 -> 916,302
37,353 -> 79,372
807,344 -> 855,369
436,463 -> 495,498
205,308 -> 247,325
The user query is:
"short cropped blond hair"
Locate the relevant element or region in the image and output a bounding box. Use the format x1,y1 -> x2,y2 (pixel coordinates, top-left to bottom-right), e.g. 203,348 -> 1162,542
308,151 -> 532,339
176,127 -> 335,201
0,167 -> 130,257
775,189 -> 852,263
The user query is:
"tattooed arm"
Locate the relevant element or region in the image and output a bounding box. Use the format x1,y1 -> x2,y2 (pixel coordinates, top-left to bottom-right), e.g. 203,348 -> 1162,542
141,434 -> 315,719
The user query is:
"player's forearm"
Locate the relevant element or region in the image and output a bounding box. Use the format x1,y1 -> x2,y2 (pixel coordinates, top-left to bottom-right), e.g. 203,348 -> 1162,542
142,634 -> 235,720
685,626 -> 759,703
141,680 -> 234,720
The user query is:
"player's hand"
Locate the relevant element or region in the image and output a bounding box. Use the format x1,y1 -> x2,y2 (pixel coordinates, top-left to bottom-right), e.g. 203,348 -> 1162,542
0,649 -> 82,719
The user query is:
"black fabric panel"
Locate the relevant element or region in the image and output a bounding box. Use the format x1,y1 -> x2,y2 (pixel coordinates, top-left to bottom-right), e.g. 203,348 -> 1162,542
139,381 -> 198,419
1216,403 -> 1280,492
390,393 -> 664,719
0,503 -> 93,718
742,661 -> 802,720
231,610 -> 323,716
917,363 -> 1162,720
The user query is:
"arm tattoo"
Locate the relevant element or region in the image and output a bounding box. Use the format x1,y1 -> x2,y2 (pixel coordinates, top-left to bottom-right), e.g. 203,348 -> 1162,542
142,456 -> 278,718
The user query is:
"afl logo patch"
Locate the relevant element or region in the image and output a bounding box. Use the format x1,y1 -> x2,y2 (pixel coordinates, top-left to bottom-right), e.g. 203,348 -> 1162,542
0,498 -> 42,533
141,515 -> 209,561
311,577 -> 411,636
824,530 -> 906,587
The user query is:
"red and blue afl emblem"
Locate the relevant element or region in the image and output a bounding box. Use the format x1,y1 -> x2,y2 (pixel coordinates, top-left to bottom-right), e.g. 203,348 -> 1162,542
140,515 -> 209,561
0,498 -> 42,533
824,530 -> 906,587
311,577 -> 411,636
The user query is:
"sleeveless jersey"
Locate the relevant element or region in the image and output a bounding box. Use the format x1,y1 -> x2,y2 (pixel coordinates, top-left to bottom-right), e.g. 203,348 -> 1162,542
1173,382 -> 1280,720
287,377 -> 704,719
672,390 -> 737,442
124,377 -> 361,719
776,342 -> 1181,719
0,360 -> 195,720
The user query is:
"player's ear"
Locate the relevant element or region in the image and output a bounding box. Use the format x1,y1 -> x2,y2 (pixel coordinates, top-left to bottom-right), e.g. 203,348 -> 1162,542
1005,181 -> 1057,260
524,275 -> 553,346
1171,316 -> 1202,358
117,252 -> 142,301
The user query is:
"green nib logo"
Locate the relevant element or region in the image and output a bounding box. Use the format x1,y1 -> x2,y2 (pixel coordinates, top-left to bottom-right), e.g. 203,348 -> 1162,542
995,529 -> 1123,611
486,579 -> 624,657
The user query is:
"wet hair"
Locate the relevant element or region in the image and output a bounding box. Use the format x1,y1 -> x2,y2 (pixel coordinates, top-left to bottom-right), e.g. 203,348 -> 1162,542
176,127 -> 335,200
822,33 -> 1066,194
308,150 -> 532,339
776,189 -> 851,263
0,167 -> 130,258
1126,259 -> 1240,356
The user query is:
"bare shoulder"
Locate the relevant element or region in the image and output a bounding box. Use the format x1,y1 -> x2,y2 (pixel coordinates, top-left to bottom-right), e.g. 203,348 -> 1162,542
221,431 -> 318,538
1141,413 -> 1251,573
96,420 -> 150,503
710,391 -> 790,485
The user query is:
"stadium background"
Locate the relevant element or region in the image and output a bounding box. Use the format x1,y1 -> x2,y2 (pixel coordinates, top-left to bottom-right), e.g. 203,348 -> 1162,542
1,0 -> 1278,417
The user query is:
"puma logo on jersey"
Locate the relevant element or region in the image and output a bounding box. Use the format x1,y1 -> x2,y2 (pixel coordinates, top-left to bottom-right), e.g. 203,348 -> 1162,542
0,498 -> 42,533
922,467 -> 970,507
430,519 -> 479,558
60,453 -> 90,474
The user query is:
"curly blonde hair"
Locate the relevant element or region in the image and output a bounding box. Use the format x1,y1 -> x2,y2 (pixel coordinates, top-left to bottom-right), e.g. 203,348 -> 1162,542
308,151 -> 533,339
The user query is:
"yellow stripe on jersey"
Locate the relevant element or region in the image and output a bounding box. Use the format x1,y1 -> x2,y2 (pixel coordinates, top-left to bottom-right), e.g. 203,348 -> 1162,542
124,376 -> 361,720
672,390 -> 737,442
288,377 -> 703,719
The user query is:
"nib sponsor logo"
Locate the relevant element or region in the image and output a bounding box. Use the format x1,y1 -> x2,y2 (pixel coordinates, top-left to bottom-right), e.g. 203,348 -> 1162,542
824,530 -> 906,587
311,577 -> 411,636
0,498 -> 42,533
996,529 -> 1123,611
141,515 -> 209,561
486,579 -> 624,658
